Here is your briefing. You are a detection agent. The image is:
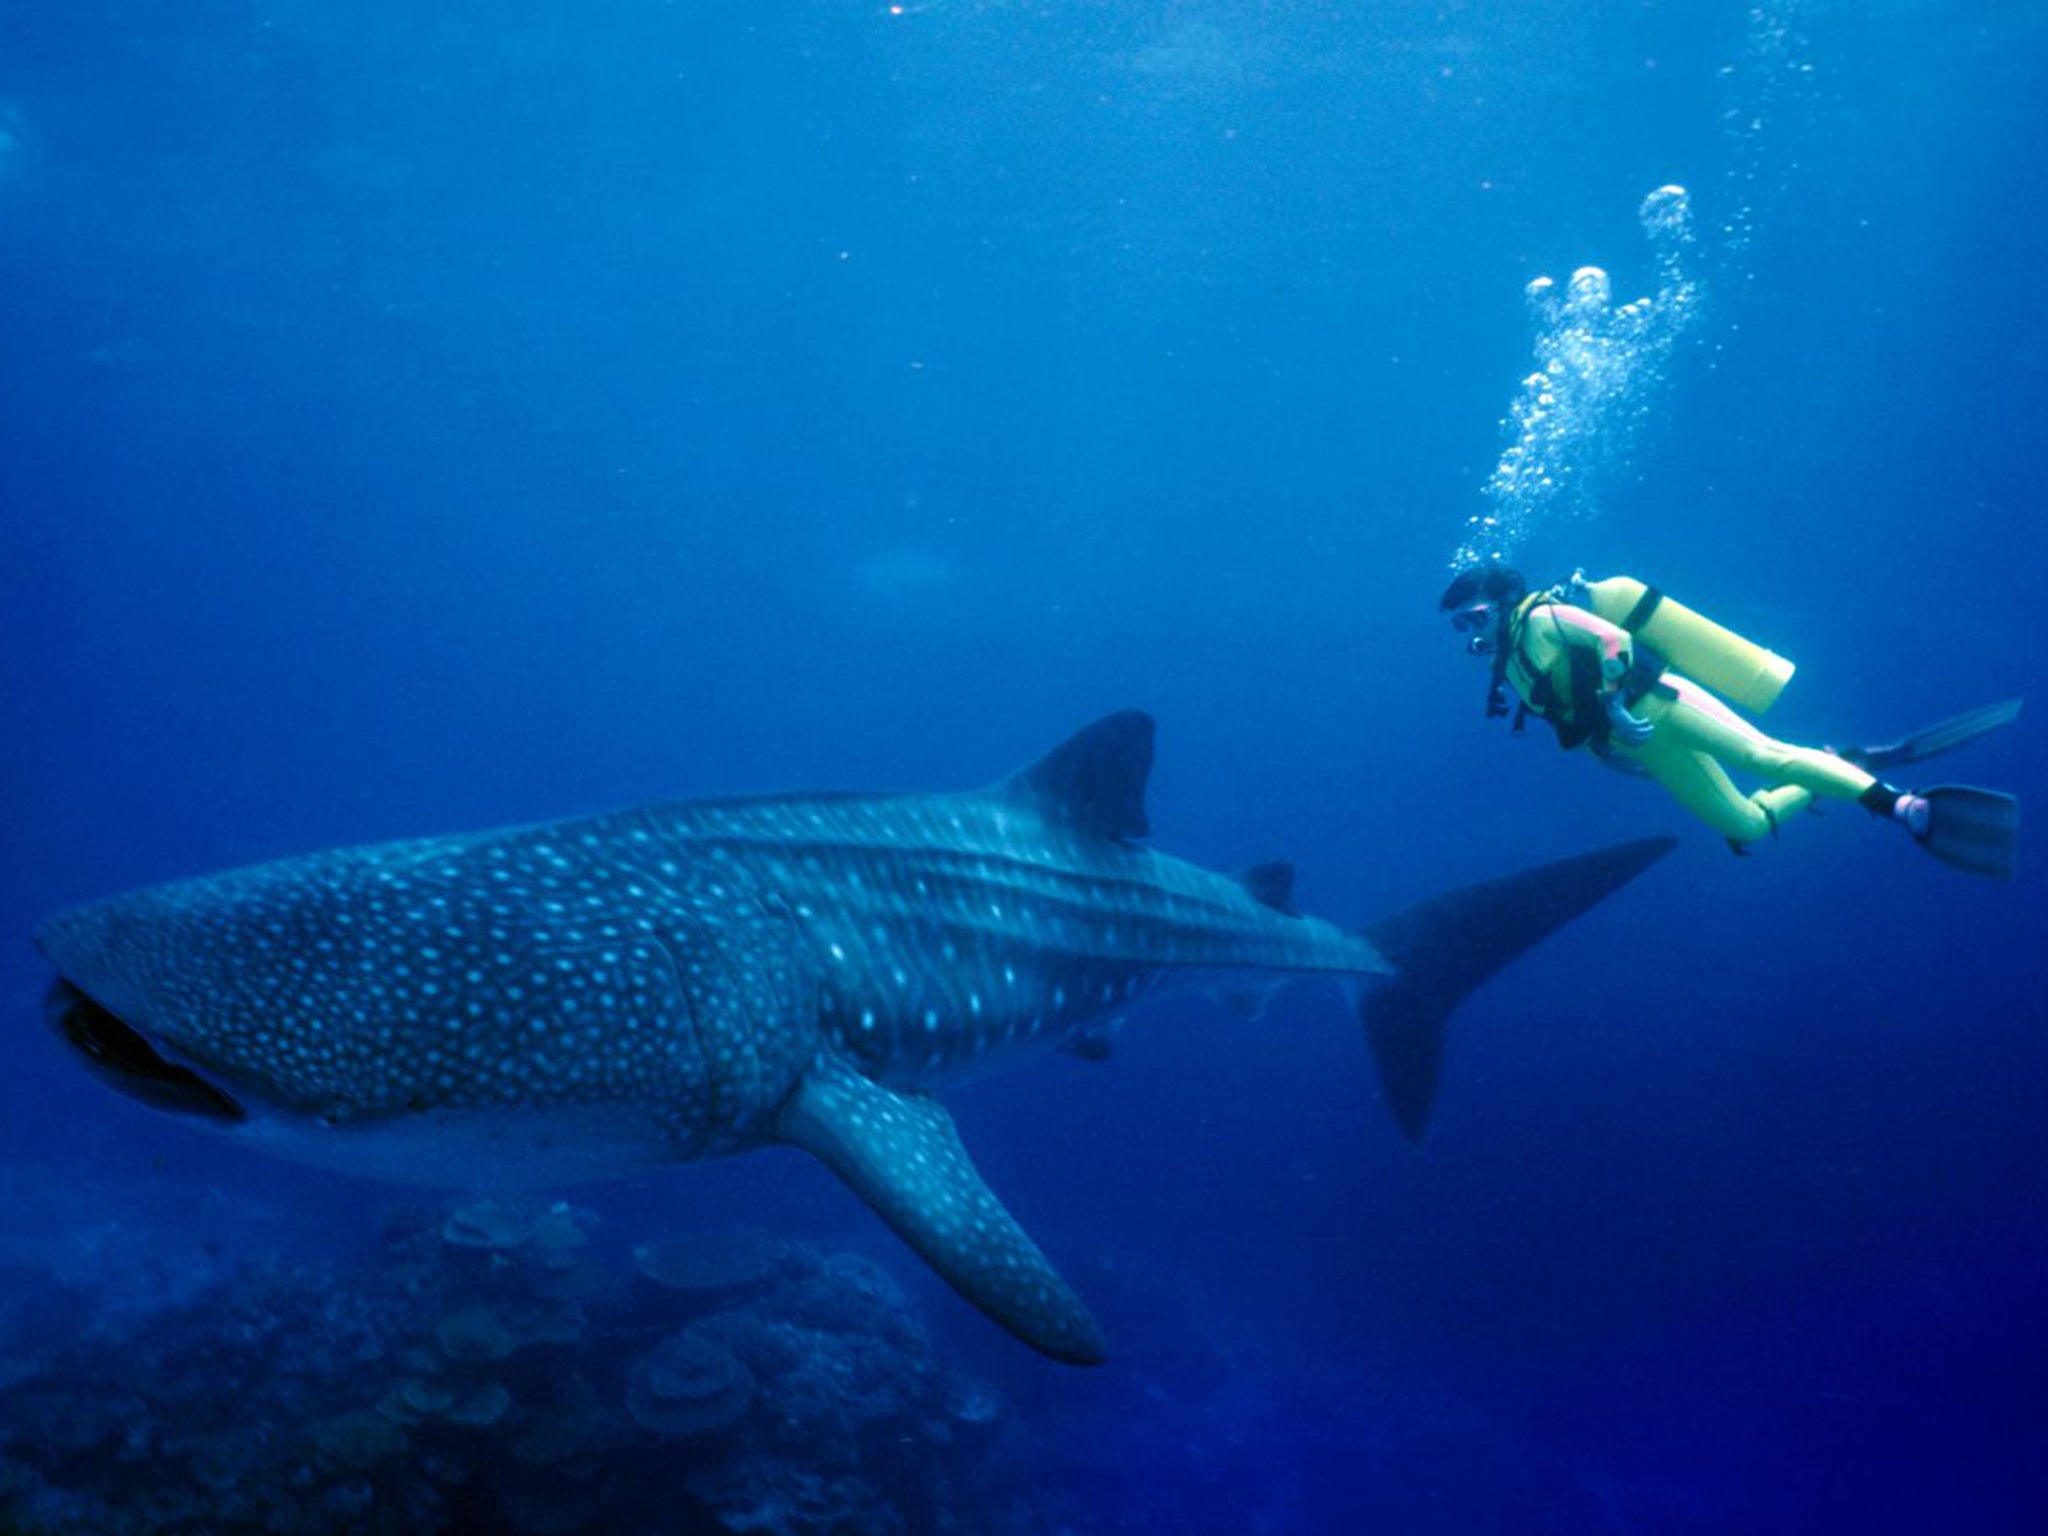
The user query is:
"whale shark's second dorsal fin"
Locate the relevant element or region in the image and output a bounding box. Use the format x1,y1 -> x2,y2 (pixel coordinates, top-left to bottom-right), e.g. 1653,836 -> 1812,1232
996,710 -> 1154,843
776,1057 -> 1106,1364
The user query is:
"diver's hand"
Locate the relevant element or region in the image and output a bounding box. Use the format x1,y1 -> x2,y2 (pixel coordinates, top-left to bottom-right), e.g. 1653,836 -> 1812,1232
1605,692 -> 1655,746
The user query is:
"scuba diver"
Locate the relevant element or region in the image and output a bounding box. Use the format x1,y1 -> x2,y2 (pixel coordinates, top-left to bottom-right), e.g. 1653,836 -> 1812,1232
1440,567 -> 2022,879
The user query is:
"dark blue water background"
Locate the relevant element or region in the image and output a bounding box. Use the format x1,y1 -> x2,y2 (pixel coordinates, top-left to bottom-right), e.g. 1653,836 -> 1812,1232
2,2 -> 2044,1529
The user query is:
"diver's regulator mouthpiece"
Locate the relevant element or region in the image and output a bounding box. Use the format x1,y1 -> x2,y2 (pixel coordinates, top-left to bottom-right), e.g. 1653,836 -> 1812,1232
1451,602 -> 1494,636
1451,600 -> 1500,655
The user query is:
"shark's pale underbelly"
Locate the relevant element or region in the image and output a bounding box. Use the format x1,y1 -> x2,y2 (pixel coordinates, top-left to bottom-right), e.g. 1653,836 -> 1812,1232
233,1099 -> 696,1188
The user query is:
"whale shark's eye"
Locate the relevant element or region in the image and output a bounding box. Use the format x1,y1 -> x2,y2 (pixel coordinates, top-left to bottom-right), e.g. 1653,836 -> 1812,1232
45,981 -> 244,1123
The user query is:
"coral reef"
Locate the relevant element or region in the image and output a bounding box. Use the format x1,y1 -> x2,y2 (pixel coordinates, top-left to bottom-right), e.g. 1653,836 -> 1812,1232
625,1328 -> 755,1438
0,1205 -> 1039,1536
633,1228 -> 785,1305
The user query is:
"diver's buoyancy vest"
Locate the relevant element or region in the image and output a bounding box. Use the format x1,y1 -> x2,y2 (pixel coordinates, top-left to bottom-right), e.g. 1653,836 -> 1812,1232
1503,595 -> 1609,750
1503,592 -> 1673,751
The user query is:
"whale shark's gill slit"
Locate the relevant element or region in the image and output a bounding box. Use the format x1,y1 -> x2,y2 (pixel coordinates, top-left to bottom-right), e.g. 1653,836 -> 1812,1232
44,981 -> 245,1123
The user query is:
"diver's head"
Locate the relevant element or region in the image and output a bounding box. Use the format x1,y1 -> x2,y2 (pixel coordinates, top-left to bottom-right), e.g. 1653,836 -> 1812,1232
1439,566 -> 1526,657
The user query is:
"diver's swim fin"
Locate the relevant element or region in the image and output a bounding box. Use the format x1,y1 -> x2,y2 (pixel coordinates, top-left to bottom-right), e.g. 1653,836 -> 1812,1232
1914,785 -> 2020,881
1843,699 -> 2022,772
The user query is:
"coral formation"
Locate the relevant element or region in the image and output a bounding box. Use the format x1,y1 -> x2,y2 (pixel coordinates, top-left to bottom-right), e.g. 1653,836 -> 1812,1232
633,1227 -> 785,1302
625,1328 -> 755,1437
435,1304 -> 520,1362
0,1205 -> 1035,1536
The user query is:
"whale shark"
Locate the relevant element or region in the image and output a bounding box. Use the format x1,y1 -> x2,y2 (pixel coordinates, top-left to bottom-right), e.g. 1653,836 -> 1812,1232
34,711 -> 1673,1362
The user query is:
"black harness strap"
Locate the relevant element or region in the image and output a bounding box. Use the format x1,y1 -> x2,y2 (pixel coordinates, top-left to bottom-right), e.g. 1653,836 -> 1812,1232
1622,641 -> 1671,706
1554,644 -> 1604,751
1621,585 -> 1664,633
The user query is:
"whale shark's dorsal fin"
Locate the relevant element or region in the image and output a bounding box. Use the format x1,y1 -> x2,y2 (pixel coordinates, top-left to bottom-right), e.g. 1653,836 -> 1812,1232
997,710 -> 1154,843
1238,861 -> 1298,914
776,1057 -> 1107,1364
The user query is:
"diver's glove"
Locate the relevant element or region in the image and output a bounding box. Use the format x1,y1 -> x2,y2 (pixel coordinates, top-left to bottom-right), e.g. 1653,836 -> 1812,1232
1604,691 -> 1655,746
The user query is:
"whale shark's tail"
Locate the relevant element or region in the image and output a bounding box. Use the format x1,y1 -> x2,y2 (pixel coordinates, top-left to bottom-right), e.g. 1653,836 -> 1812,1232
1358,837 -> 1679,1141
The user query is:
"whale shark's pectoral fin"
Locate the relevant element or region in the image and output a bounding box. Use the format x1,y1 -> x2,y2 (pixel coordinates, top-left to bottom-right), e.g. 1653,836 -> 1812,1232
776,1059 -> 1106,1364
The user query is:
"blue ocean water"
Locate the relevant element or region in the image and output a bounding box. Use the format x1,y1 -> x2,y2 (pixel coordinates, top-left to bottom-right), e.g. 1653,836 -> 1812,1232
1,2 -> 2043,1531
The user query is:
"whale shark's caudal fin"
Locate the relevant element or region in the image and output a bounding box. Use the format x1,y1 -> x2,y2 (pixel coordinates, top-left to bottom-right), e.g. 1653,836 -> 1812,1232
1358,837 -> 1678,1142
776,1057 -> 1107,1364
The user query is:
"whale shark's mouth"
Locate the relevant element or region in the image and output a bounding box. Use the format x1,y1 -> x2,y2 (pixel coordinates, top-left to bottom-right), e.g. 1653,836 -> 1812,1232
44,980 -> 245,1123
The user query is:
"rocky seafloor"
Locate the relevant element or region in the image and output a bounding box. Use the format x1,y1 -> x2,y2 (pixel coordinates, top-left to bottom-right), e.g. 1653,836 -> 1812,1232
0,1198 -> 1047,1536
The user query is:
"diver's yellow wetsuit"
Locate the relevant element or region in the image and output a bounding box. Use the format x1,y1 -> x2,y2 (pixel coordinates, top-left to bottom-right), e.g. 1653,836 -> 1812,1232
1503,580 -> 1879,844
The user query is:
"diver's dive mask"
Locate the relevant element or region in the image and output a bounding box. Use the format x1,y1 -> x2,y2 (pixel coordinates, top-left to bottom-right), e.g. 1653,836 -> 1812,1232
1450,601 -> 1499,654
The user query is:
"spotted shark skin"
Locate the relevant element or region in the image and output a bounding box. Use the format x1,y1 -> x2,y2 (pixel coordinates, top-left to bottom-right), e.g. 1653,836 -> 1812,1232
34,712 -> 1674,1362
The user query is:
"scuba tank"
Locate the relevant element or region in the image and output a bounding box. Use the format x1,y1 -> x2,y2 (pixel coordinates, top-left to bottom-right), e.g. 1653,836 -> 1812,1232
1577,575 -> 1795,714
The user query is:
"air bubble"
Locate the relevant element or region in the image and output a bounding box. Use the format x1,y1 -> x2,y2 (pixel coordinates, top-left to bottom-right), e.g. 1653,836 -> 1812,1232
1450,184 -> 1703,573
1639,184 -> 1691,241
